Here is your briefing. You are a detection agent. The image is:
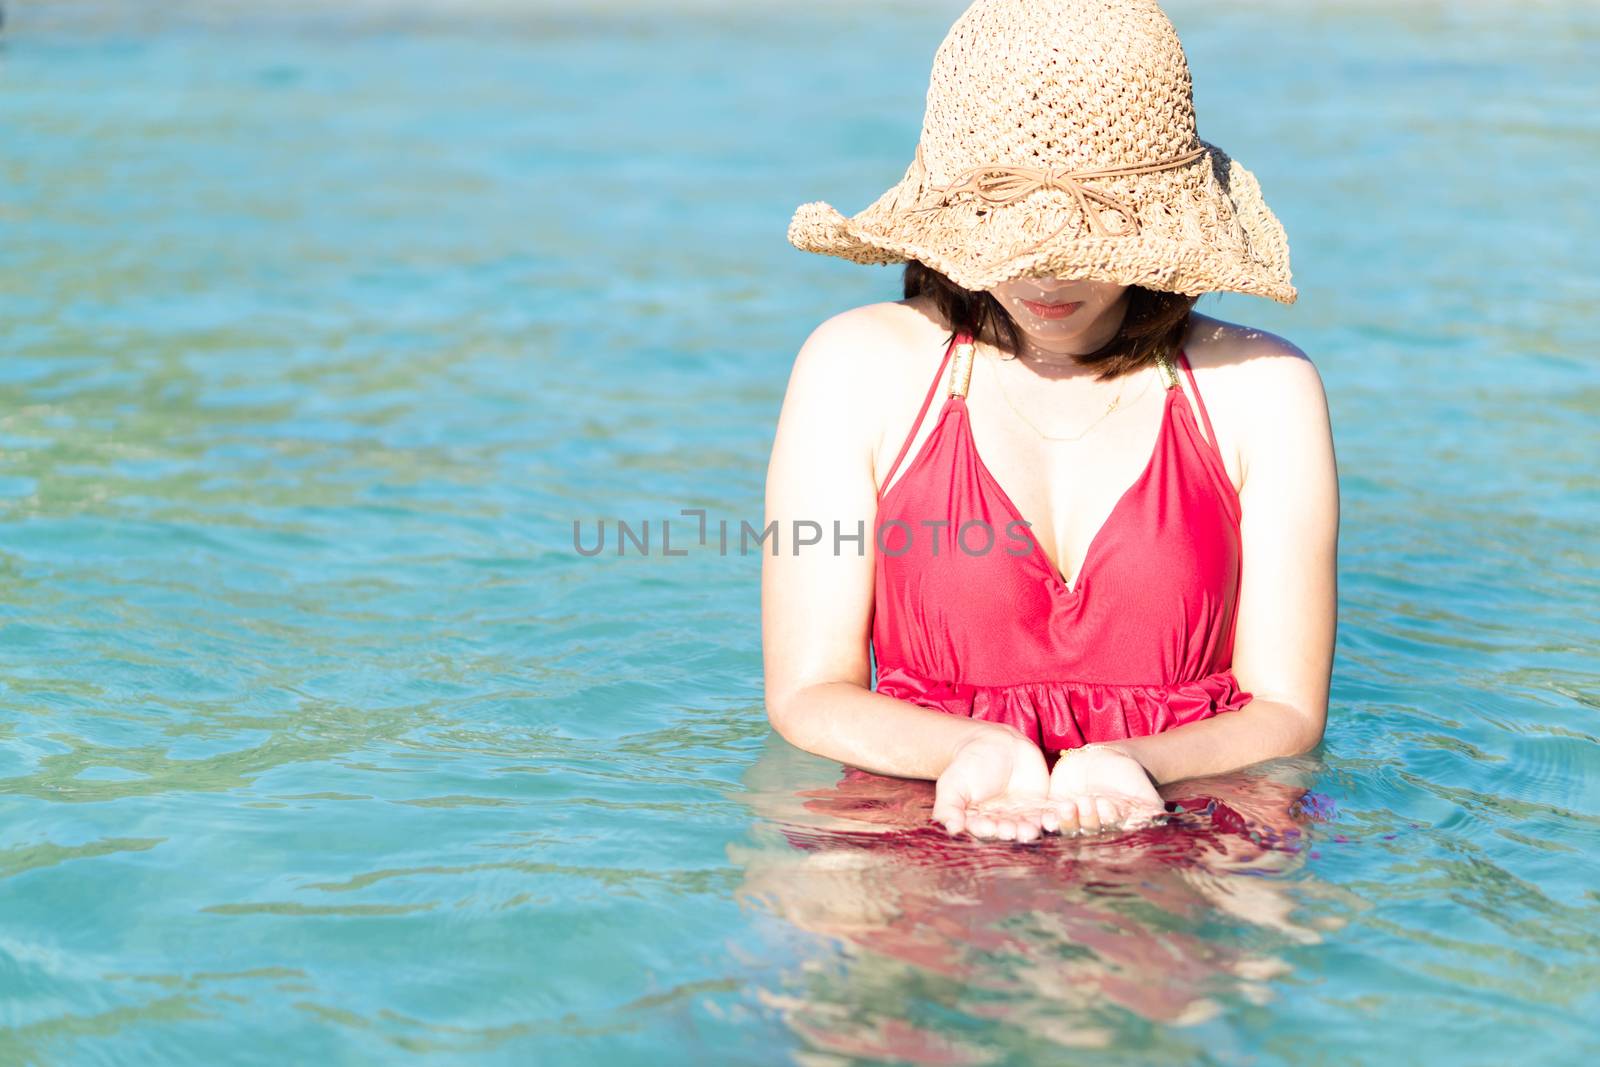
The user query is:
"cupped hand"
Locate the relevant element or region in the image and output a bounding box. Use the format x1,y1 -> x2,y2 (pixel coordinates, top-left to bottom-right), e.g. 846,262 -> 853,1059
932,727 -> 1059,843
1047,744 -> 1165,835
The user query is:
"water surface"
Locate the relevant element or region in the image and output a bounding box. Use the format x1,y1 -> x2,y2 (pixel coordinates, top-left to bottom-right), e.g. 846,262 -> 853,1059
1,1 -> 1596,1063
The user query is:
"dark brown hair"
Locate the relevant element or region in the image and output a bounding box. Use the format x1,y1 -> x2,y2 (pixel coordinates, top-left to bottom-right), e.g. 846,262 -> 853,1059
903,260 -> 1197,382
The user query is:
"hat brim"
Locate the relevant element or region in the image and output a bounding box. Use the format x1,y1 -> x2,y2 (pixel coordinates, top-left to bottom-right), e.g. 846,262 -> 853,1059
787,140 -> 1296,304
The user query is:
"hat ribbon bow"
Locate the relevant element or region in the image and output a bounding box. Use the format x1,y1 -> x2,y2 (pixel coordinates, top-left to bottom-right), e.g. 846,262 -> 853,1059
904,143 -> 1209,260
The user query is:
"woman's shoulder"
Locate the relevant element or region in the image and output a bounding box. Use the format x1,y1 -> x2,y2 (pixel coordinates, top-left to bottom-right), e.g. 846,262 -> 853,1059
1184,310 -> 1313,375
1183,311 -> 1326,424
789,296 -> 946,384
1182,311 -> 1333,488
782,297 -> 950,431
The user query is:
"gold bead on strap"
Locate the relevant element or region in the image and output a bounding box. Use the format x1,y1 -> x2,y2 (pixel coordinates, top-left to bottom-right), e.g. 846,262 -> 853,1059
947,342 -> 976,398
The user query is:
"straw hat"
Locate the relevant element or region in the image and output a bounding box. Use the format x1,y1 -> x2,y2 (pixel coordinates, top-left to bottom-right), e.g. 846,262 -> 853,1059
786,0 -> 1296,304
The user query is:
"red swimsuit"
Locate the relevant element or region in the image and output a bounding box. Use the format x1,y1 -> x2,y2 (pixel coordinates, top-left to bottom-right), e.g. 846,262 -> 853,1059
872,330 -> 1253,760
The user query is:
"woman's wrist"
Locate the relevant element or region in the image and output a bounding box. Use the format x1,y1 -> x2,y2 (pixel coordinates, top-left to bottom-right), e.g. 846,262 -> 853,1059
948,720 -> 1032,765
1056,739 -> 1142,766
964,720 -> 1026,748
1096,739 -> 1144,765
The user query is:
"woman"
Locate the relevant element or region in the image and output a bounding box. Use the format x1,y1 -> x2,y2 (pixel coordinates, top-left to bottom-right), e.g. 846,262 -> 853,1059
763,0 -> 1338,843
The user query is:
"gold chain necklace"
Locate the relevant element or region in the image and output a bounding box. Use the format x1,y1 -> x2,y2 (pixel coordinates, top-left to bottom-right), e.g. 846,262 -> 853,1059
984,349 -> 1157,442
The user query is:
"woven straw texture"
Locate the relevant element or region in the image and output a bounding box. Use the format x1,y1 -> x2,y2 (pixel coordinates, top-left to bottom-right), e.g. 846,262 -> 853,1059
786,0 -> 1296,303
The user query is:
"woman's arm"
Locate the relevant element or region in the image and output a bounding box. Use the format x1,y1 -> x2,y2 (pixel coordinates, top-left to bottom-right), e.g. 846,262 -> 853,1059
761,308 -> 1029,781
1099,334 -> 1339,786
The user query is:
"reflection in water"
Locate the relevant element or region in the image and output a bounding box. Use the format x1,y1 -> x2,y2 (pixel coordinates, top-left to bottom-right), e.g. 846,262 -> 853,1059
731,735 -> 1350,1063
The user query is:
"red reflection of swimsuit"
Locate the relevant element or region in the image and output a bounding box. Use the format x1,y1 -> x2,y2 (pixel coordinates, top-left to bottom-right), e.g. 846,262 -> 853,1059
872,330 -> 1253,760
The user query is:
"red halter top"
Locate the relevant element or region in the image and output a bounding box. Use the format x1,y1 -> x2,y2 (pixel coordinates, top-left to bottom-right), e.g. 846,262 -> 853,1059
872,330 -> 1253,760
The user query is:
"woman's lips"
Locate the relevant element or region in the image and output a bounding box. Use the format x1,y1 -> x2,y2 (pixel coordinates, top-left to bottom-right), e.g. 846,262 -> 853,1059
1021,298 -> 1083,320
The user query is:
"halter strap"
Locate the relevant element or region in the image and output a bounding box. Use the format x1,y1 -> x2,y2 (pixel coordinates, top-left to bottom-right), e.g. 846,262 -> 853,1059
1174,348 -> 1221,454
878,333 -> 963,500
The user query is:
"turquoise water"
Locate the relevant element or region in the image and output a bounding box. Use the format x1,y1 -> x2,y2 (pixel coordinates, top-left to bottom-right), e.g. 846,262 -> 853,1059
2,1 -> 1597,1063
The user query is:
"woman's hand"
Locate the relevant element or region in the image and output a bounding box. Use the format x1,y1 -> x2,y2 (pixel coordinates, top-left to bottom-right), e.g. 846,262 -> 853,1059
1047,744 -> 1165,834
932,726 -> 1056,842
